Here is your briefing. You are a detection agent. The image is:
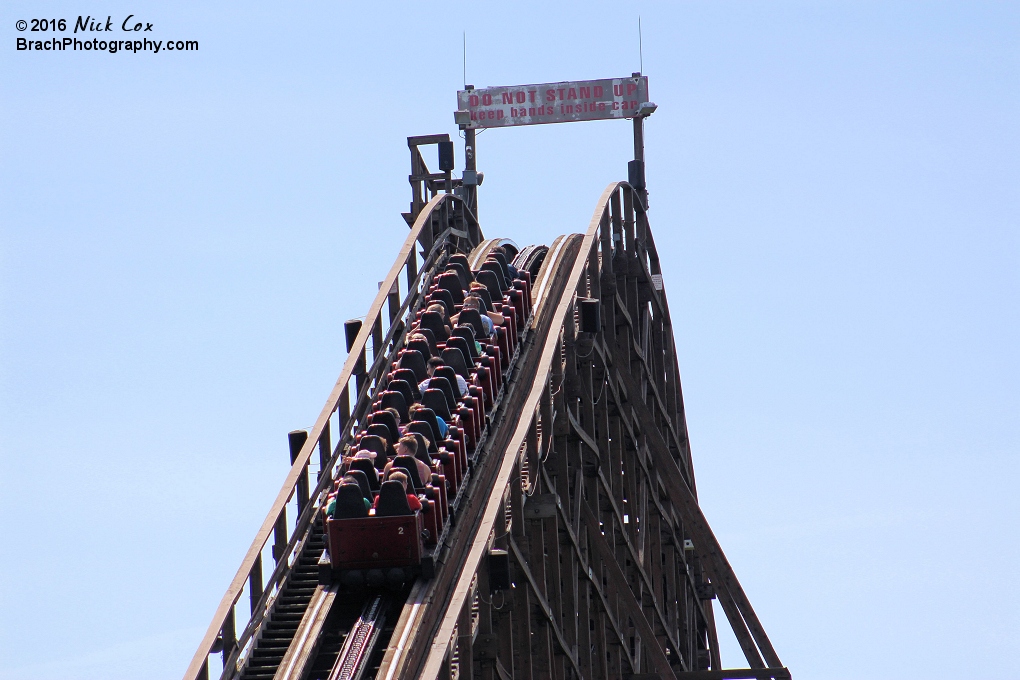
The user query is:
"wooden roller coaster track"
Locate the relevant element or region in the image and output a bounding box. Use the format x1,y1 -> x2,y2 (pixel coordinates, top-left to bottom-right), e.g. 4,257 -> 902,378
184,135 -> 788,680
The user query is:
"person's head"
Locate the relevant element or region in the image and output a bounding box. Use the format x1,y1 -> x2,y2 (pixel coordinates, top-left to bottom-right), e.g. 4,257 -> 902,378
408,403 -> 421,420
396,435 -> 418,458
387,470 -> 409,492
427,303 -> 447,319
462,296 -> 480,311
385,406 -> 401,423
469,281 -> 487,293
427,356 -> 444,376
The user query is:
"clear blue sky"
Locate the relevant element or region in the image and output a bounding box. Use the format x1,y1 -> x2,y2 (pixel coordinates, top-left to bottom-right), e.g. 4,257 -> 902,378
2,2 -> 1017,678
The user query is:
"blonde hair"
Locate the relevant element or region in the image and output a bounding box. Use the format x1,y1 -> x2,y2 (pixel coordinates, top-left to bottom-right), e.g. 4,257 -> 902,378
397,435 -> 418,455
387,470 -> 409,491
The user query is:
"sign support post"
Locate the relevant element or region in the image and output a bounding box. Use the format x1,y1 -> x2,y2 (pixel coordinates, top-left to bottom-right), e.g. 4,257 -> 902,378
454,74 -> 657,219
456,85 -> 480,222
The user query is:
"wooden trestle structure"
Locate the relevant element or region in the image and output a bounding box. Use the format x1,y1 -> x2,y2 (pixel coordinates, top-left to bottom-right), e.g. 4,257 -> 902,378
184,136 -> 788,680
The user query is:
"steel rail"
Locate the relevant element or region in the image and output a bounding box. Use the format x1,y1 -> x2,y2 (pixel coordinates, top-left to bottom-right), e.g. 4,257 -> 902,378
328,595 -> 387,680
184,192 -> 478,680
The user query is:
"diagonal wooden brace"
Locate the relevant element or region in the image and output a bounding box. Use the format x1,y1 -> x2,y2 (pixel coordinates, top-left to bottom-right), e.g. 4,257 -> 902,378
614,366 -> 784,671
580,501 -> 679,680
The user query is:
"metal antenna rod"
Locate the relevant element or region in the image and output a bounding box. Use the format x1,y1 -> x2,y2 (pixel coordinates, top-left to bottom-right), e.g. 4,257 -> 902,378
639,16 -> 643,74
463,32 -> 467,89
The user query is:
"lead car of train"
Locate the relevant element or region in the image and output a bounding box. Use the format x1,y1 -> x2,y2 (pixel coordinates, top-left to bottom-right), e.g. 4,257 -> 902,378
318,241 -> 544,590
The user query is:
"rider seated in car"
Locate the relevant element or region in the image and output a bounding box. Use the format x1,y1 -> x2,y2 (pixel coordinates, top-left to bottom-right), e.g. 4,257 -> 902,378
467,282 -> 505,326
425,303 -> 453,335
418,357 -> 469,397
382,435 -> 432,485
372,470 -> 422,512
324,474 -> 372,518
453,295 -> 496,338
409,402 -> 447,439
491,245 -> 520,280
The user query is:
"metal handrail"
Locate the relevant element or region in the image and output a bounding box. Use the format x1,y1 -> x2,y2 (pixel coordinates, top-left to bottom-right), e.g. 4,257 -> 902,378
183,193 -> 479,680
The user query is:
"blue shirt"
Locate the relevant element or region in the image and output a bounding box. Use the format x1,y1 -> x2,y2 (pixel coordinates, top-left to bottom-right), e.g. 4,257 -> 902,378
420,375 -> 470,398
479,313 -> 496,337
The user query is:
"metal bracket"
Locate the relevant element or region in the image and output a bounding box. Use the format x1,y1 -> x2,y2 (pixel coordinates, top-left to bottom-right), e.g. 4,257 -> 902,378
697,582 -> 717,600
524,493 -> 559,519
474,633 -> 499,660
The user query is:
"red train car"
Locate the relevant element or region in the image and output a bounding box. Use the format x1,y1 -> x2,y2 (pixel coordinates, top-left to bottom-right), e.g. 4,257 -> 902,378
323,512 -> 433,588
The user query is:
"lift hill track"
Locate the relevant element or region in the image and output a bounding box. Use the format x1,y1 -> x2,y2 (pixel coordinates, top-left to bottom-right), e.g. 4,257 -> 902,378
184,123 -> 789,680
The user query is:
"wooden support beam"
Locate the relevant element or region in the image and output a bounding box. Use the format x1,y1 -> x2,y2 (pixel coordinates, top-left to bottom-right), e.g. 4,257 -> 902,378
613,365 -> 784,671
580,501 -> 677,680
507,539 -> 584,678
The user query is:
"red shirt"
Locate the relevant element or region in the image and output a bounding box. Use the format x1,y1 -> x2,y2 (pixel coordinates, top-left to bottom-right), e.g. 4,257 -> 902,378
372,494 -> 422,512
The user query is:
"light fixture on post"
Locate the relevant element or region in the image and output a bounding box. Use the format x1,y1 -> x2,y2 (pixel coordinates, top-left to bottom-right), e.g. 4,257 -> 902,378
636,101 -> 657,117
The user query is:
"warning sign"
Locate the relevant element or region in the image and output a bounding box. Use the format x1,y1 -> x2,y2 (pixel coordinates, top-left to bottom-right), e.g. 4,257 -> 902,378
456,76 -> 649,129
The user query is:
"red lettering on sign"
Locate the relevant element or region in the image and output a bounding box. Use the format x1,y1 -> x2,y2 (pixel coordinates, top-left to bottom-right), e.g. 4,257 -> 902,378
461,76 -> 647,127
511,105 -> 555,117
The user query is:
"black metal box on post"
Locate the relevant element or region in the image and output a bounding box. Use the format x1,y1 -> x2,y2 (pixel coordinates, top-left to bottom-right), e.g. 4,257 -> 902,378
579,298 -> 601,334
437,141 -> 455,171
627,159 -> 645,190
487,549 -> 511,592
